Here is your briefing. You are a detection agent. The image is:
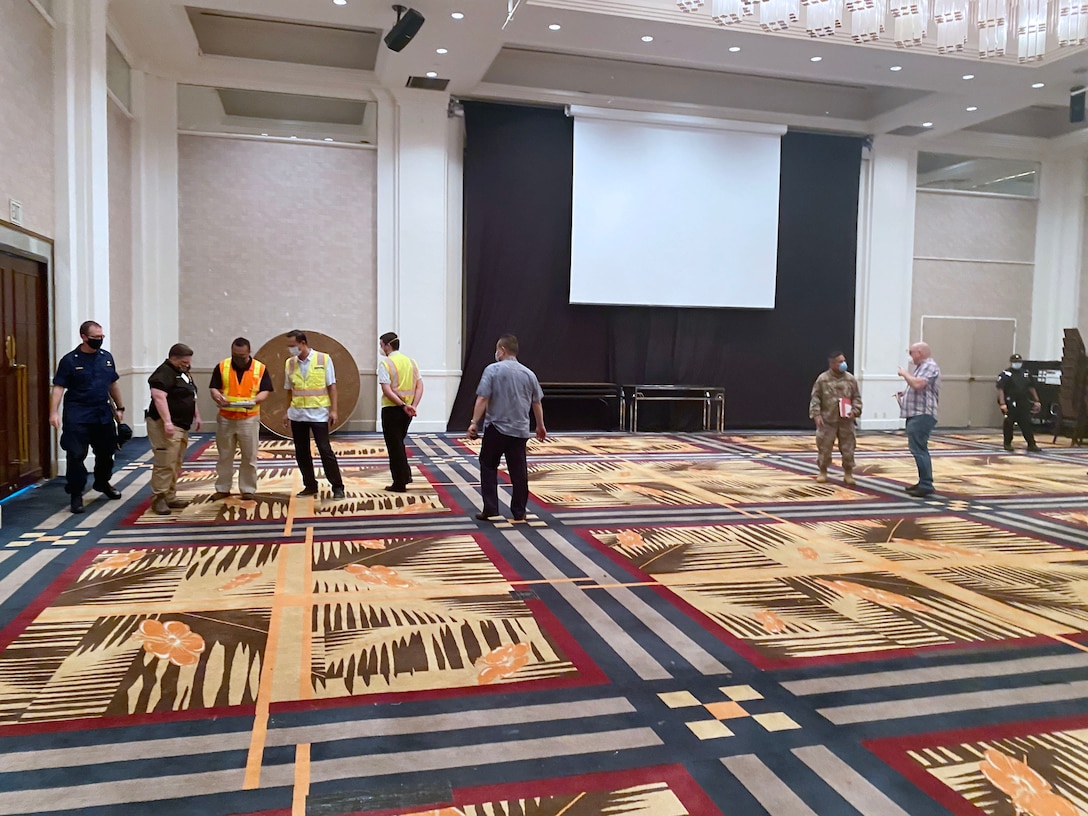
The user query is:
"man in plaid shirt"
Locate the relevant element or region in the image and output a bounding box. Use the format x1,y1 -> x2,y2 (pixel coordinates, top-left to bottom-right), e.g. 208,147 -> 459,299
897,342 -> 941,497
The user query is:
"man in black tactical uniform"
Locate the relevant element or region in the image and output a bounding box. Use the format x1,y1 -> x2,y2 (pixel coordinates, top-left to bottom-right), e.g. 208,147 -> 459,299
997,353 -> 1042,453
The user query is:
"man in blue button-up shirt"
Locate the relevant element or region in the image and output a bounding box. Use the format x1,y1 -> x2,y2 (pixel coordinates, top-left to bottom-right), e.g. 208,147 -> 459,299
49,320 -> 125,513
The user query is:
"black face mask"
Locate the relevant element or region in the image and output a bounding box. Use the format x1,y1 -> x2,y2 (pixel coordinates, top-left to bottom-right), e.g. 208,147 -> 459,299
86,337 -> 104,350
232,356 -> 250,368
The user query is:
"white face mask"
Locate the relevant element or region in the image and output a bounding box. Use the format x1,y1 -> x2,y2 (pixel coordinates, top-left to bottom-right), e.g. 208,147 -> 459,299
1011,362 -> 1023,370
494,352 -> 501,362
288,346 -> 300,357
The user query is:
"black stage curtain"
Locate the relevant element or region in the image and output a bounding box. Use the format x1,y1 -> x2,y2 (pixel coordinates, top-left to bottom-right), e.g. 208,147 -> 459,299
451,101 -> 863,431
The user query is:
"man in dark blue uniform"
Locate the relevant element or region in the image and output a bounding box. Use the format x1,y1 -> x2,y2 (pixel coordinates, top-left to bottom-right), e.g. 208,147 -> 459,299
48,320 -> 125,513
997,353 -> 1042,453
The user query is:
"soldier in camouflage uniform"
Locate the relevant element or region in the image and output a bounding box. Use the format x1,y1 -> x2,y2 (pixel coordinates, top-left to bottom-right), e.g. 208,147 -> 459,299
809,351 -> 862,485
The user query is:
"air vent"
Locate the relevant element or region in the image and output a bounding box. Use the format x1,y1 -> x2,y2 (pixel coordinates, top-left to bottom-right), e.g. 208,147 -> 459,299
888,125 -> 930,136
406,76 -> 449,91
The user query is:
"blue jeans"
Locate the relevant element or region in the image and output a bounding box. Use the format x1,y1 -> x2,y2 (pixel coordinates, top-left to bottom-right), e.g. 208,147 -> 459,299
906,414 -> 937,490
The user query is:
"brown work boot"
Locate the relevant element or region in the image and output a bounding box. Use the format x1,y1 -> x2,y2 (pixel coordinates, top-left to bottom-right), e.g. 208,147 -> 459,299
816,469 -> 828,483
166,497 -> 191,509
843,471 -> 856,486
151,496 -> 171,515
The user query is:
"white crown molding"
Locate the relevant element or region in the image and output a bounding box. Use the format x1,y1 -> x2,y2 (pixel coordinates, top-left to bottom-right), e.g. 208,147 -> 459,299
170,55 -> 383,102
921,130 -> 1055,160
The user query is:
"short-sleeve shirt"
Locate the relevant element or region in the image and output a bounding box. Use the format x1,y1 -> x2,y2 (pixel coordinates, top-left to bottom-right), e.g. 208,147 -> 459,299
900,357 -> 941,420
52,347 -> 119,425
147,361 -> 199,430
997,368 -> 1036,403
208,359 -> 274,393
477,358 -> 543,438
286,352 -> 336,422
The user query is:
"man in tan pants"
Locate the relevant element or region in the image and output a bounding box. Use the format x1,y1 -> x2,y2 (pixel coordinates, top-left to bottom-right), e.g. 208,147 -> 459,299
146,343 -> 201,514
809,350 -> 862,485
209,337 -> 273,500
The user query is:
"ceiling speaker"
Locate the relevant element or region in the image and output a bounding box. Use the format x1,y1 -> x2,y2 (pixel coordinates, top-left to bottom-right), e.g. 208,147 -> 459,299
384,5 -> 424,52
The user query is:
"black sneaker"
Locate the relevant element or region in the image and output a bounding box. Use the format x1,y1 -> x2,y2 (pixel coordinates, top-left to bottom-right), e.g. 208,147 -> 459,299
297,486 -> 319,497
1003,444 -> 1014,452
1027,446 -> 1042,452
385,484 -> 407,493
70,495 -> 84,514
331,487 -> 346,499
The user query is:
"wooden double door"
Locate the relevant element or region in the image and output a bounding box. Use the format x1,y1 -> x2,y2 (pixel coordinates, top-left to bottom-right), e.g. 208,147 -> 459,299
0,251 -> 49,499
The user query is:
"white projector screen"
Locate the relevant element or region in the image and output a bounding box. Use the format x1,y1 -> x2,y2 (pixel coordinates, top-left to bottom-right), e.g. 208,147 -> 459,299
569,109 -> 785,309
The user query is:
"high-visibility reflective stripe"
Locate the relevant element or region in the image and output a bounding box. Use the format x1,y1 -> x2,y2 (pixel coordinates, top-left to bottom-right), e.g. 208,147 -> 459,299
287,353 -> 331,409
380,353 -> 418,407
219,358 -> 265,419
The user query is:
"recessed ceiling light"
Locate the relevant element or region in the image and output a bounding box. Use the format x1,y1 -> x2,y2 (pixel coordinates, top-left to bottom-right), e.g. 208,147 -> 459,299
436,47 -> 448,53
332,0 -> 347,5
810,56 -> 822,62
451,11 -> 464,19
922,121 -> 934,127
641,35 -> 654,42
324,137 -> 334,141
426,71 -> 438,78
1032,82 -> 1045,88
890,65 -> 902,71
966,105 -> 978,111
290,135 -> 298,139
728,46 -> 741,52
548,23 -> 561,30
962,73 -> 975,80
261,133 -> 269,136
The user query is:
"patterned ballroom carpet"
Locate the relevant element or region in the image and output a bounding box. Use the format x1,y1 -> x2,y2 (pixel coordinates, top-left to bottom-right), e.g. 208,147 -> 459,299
1,429 -> 1088,815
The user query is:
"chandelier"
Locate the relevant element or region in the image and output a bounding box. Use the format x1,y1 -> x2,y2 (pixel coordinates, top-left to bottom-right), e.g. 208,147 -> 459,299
678,0 -> 1088,60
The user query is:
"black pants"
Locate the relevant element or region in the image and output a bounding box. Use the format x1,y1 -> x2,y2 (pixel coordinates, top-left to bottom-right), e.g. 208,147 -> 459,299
381,406 -> 413,488
479,424 -> 529,519
1003,402 -> 1037,447
290,420 -> 343,490
60,421 -> 117,495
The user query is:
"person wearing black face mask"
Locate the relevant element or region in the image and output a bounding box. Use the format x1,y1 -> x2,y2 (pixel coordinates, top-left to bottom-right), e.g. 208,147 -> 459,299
146,343 -> 202,515
208,337 -> 274,500
997,353 -> 1042,453
49,320 -> 125,513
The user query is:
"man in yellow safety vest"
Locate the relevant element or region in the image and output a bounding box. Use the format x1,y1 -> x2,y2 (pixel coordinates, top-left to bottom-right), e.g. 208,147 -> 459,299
209,337 -> 273,500
282,330 -> 345,499
378,331 -> 424,492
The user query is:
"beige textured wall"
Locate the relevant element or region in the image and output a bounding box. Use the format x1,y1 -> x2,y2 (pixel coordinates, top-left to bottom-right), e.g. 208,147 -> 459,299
177,135 -> 377,425
1080,205 -> 1088,332
0,0 -> 55,238
108,100 -> 133,370
912,191 -> 1036,346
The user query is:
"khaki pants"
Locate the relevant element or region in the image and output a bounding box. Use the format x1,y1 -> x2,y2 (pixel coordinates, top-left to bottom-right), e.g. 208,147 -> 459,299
146,417 -> 189,500
816,419 -> 856,471
216,414 -> 260,494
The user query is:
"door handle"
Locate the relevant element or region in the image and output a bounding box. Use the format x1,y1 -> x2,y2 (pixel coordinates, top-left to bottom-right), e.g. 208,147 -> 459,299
15,364 -> 29,463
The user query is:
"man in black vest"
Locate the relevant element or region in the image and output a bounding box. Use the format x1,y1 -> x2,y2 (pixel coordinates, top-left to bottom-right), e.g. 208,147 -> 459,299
997,353 -> 1042,453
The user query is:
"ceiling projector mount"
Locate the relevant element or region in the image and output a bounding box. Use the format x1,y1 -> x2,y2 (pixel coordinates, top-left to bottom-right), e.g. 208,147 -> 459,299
384,4 -> 425,52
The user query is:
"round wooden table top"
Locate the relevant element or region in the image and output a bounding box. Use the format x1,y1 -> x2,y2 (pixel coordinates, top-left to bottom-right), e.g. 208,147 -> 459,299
253,332 -> 361,438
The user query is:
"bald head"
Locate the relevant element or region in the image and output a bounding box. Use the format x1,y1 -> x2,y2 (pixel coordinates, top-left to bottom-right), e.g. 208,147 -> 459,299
908,342 -> 932,365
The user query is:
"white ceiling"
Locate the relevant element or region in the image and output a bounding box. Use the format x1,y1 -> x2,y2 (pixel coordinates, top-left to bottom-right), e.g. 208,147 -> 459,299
107,0 -> 1088,145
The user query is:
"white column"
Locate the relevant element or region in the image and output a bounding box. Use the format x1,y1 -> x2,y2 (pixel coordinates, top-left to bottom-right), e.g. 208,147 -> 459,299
127,71 -> 180,434
1030,153 -> 1085,359
53,0 -> 110,348
855,136 -> 918,430
375,89 -> 462,432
